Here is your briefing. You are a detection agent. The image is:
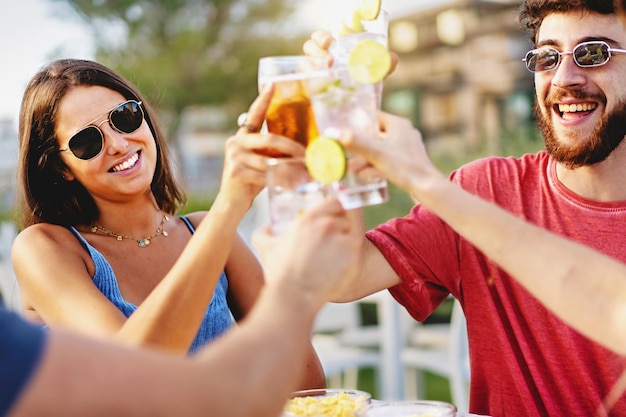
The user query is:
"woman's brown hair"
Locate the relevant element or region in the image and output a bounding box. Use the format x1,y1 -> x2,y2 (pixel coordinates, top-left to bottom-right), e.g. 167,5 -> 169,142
16,59 -> 185,229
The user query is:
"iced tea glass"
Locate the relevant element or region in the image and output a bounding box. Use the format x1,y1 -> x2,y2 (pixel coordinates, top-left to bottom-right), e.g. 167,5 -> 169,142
266,157 -> 326,235
308,68 -> 388,210
258,55 -> 329,156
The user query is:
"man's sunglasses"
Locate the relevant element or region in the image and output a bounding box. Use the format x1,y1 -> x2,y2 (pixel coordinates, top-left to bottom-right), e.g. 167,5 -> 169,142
59,100 -> 144,160
523,41 -> 626,73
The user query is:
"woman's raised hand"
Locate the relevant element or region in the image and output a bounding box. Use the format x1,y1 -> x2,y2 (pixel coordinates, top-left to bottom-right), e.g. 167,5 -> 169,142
219,85 -> 305,207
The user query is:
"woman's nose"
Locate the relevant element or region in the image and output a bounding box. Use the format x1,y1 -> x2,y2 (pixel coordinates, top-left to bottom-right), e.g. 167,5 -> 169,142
101,123 -> 130,154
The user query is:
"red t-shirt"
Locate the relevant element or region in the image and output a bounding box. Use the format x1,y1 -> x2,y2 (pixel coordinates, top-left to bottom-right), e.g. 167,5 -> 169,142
367,151 -> 626,416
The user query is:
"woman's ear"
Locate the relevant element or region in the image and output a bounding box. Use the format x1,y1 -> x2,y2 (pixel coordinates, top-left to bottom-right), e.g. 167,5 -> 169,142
60,167 -> 75,182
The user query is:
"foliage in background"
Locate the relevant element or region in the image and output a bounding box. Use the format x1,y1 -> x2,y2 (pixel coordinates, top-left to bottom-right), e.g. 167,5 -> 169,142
47,0 -> 545,231
51,0 -> 308,145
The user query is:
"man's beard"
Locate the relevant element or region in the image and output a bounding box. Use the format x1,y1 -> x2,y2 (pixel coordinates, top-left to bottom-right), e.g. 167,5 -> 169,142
534,95 -> 626,168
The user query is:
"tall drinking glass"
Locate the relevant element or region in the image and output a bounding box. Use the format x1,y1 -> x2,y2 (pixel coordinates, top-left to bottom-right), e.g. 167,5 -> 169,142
257,55 -> 329,156
266,157 -> 326,235
331,9 -> 389,108
308,67 -> 388,210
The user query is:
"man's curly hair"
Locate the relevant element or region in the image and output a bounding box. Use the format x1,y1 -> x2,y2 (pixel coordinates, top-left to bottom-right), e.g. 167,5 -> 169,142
518,0 -> 616,45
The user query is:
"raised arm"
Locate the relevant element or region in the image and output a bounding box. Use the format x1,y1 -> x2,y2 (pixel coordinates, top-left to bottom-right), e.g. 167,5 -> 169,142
10,199 -> 360,417
12,85 -> 304,354
339,112 -> 626,355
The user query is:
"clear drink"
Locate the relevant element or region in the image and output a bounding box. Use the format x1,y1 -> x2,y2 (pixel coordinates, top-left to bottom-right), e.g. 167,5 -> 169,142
331,9 -> 389,108
310,73 -> 378,139
308,68 -> 388,209
333,31 -> 388,60
266,157 -> 326,235
333,178 -> 389,210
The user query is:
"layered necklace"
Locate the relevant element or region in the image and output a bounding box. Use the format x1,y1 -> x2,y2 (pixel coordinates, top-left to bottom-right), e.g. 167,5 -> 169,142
91,214 -> 170,248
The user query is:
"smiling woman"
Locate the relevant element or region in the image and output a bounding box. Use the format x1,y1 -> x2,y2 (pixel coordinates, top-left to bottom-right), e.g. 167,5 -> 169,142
10,57 -> 326,391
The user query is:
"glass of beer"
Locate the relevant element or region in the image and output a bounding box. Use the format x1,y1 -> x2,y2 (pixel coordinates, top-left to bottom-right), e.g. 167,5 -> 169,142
257,55 -> 329,156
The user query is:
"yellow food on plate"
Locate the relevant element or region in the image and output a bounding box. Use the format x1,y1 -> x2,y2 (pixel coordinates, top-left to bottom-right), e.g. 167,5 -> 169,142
284,392 -> 369,417
347,39 -> 392,84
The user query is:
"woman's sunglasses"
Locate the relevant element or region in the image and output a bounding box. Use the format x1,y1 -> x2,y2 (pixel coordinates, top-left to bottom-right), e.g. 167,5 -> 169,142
523,41 -> 626,73
59,100 -> 144,160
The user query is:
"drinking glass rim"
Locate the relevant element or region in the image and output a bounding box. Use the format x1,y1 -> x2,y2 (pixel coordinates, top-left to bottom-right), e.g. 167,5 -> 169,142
266,156 -> 306,166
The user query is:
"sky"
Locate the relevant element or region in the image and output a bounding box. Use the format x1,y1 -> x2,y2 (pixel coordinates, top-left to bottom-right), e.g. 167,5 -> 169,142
0,0 -> 94,124
0,0 -> 435,127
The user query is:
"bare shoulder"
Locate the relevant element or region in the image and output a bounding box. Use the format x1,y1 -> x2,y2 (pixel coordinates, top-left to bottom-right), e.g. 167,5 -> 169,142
14,223 -> 81,250
12,223 -> 94,316
12,223 -> 91,271
179,211 -> 209,228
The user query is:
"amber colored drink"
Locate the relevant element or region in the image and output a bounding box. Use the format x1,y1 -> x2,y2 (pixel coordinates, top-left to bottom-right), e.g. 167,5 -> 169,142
258,56 -> 328,157
263,77 -> 319,156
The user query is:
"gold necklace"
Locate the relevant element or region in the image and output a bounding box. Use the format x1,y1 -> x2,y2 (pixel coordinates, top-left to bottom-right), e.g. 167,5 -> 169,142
90,215 -> 169,248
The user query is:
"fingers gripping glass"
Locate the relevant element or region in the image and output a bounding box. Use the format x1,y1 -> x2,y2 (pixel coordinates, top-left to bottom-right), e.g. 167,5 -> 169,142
59,100 -> 144,160
523,41 -> 626,73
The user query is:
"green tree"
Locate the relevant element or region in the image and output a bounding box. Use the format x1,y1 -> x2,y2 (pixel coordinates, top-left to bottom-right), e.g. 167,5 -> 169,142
51,0 -> 307,138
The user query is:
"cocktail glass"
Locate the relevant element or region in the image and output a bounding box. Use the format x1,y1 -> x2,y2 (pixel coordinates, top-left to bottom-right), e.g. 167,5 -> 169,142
266,157 -> 326,235
308,67 -> 388,210
331,8 -> 389,108
368,400 -> 457,417
257,55 -> 329,156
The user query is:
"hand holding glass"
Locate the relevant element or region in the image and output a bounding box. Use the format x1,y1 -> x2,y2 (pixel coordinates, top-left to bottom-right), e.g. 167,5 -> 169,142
308,68 -> 388,209
266,157 -> 326,235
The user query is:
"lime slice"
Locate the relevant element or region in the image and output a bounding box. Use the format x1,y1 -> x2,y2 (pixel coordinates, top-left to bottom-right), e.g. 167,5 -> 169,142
347,39 -> 391,84
358,0 -> 381,20
340,10 -> 365,35
305,136 -> 347,184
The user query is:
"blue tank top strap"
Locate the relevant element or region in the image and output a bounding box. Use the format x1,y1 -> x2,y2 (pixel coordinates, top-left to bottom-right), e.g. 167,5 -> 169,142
179,215 -> 195,233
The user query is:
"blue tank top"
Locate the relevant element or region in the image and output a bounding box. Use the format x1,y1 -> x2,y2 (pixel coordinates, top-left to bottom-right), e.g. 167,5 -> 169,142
69,216 -> 233,353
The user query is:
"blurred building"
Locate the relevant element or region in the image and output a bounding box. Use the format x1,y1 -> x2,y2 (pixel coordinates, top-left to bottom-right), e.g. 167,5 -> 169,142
176,105 -> 230,197
0,118 -> 17,213
385,0 -> 536,155
0,118 -> 18,310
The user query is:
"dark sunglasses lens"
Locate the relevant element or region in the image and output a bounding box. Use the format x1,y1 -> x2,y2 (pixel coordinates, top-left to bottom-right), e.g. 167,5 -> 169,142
527,49 -> 559,72
110,101 -> 143,133
69,127 -> 103,160
574,42 -> 609,66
